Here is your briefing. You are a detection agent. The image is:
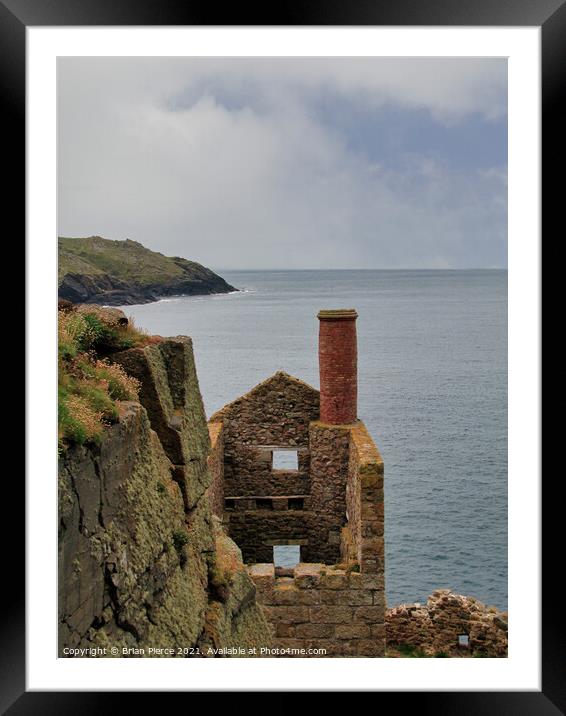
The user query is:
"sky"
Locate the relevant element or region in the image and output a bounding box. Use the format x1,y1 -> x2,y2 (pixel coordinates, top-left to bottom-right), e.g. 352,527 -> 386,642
58,58 -> 507,270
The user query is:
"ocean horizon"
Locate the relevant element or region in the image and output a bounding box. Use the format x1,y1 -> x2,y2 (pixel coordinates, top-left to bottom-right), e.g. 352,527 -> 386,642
210,267 -> 507,273
119,268 -> 507,610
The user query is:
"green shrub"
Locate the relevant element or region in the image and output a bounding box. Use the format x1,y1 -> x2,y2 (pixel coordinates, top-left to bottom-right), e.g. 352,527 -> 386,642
58,312 -> 84,359
172,529 -> 189,553
79,313 -> 107,349
76,358 -> 139,402
73,312 -> 136,354
58,387 -> 103,446
397,643 -> 428,658
94,360 -> 140,400
59,339 -> 77,361
75,382 -> 119,421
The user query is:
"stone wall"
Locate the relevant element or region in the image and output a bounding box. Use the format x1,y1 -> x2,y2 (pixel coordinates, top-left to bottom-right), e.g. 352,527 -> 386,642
308,422 -> 351,563
209,372 -> 320,558
248,563 -> 385,657
59,335 -> 272,657
226,510 -> 313,564
222,446 -> 310,497
209,365 -> 387,569
209,371 -> 319,498
242,419 -> 387,658
343,423 -> 385,577
207,421 -> 224,518
386,590 -> 508,657
210,383 -> 384,568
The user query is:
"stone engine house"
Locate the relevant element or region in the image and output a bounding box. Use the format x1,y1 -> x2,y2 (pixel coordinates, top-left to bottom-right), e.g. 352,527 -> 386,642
207,309 -> 386,657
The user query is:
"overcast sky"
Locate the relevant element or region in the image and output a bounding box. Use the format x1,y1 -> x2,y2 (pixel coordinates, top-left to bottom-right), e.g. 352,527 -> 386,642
58,57 -> 507,270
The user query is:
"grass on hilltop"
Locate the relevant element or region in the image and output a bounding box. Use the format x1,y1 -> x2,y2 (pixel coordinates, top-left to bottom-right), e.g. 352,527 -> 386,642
58,236 -> 211,285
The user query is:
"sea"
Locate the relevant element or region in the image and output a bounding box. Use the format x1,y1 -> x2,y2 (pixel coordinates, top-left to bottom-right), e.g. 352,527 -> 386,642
119,269 -> 507,610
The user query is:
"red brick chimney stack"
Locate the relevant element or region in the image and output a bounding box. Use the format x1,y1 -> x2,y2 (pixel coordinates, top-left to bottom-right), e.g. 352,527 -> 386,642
317,309 -> 358,424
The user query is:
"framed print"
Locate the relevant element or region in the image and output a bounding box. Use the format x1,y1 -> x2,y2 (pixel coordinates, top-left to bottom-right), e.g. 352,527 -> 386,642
9,0 -> 556,708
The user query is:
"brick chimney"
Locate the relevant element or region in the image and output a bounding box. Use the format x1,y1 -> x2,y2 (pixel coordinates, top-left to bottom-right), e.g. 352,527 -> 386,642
317,309 -> 358,424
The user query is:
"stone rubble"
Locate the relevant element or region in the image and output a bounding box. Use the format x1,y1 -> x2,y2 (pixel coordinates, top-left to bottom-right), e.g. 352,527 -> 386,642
386,589 -> 508,657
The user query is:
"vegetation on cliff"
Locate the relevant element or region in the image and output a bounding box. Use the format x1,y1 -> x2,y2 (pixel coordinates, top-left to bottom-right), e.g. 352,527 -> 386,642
58,304 -> 150,446
58,318 -> 272,656
58,236 -> 236,305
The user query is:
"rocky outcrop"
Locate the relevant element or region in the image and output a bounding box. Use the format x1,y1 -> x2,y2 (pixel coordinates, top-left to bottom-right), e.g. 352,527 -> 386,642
59,271 -> 143,306
74,303 -> 129,326
58,335 -> 272,657
386,590 -> 508,657
200,524 -> 273,654
59,268 -> 235,306
58,236 -> 236,305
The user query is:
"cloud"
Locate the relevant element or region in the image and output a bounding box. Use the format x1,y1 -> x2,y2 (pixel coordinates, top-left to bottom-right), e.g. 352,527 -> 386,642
58,57 -> 507,269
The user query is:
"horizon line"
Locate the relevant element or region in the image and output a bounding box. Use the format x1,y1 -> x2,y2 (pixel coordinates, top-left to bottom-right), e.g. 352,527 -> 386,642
212,267 -> 508,272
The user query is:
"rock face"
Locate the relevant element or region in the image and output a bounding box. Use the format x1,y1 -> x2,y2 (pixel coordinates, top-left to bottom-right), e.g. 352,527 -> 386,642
58,336 -> 271,657
58,236 -> 236,305
386,590 -> 508,657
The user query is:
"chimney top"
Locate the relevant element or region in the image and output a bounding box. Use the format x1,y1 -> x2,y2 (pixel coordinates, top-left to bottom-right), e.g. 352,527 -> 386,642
317,309 -> 358,321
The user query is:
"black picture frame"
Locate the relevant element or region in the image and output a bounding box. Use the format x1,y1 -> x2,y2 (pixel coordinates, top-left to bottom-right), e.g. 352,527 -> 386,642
10,0 -> 556,709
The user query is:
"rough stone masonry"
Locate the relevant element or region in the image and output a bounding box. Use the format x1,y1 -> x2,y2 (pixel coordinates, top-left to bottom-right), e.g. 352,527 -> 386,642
208,308 -> 387,657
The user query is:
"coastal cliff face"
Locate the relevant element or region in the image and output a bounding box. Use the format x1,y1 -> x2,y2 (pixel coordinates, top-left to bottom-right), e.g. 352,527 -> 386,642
58,330 -> 271,656
58,236 -> 236,305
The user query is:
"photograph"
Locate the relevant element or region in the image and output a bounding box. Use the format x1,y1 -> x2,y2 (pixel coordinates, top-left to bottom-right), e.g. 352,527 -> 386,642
56,56 -> 509,660
6,0 -> 552,702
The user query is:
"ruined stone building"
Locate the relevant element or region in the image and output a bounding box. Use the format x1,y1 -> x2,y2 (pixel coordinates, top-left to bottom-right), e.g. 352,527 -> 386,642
207,309 -> 386,657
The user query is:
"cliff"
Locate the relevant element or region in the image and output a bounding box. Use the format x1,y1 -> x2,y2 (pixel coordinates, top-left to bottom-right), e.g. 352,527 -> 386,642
58,236 -> 236,305
58,306 -> 271,656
